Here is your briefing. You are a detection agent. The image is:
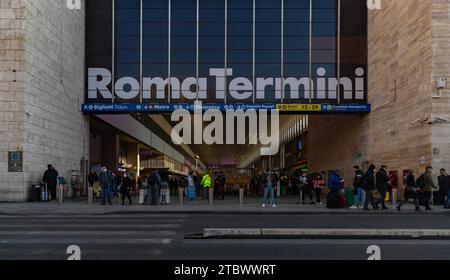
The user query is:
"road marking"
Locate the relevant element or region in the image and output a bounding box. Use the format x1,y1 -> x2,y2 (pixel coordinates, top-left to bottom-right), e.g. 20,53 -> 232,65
0,224 -> 182,229
0,231 -> 178,236
0,238 -> 173,245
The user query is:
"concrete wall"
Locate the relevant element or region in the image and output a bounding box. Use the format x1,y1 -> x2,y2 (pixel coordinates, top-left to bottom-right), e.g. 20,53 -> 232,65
0,0 -> 26,201
0,0 -> 89,201
308,0 -> 435,184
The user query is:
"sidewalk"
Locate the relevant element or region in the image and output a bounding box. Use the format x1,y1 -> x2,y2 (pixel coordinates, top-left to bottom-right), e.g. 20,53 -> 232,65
0,195 -> 449,216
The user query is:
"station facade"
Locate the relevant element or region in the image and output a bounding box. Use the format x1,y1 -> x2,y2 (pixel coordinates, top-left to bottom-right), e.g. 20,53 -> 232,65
1,0 -> 449,201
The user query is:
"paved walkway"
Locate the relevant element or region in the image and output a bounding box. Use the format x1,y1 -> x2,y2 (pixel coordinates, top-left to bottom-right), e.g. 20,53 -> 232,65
0,195 -> 449,216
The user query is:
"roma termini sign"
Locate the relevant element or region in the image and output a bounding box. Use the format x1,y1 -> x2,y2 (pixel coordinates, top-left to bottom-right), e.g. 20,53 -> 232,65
83,67 -> 370,113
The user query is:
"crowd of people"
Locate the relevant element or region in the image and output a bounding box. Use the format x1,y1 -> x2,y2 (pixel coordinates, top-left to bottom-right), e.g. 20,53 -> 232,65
44,163 -> 450,210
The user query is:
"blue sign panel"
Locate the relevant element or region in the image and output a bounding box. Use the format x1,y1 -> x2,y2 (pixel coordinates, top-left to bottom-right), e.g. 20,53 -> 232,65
82,103 -> 371,113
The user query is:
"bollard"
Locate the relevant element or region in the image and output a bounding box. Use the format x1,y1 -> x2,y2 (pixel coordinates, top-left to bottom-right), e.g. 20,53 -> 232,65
88,187 -> 93,204
299,190 -> 303,205
139,188 -> 145,204
179,188 -> 184,204
239,187 -> 244,205
391,189 -> 397,205
209,188 -> 214,205
57,186 -> 64,203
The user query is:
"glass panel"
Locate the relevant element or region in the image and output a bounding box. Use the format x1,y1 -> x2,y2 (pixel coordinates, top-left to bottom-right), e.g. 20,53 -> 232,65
255,0 -> 281,104
115,0 -> 141,103
200,0 -> 225,103
172,0 -> 197,103
283,0 -> 310,103
227,0 -> 253,103
311,0 -> 337,103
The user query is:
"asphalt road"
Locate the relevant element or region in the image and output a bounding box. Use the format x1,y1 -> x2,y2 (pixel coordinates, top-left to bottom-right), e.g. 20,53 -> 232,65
1,214 -> 450,260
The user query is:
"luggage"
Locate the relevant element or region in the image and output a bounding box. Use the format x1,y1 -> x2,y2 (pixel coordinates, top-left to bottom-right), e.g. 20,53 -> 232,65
340,193 -> 346,208
41,183 -> 49,202
345,188 -> 355,208
327,192 -> 341,209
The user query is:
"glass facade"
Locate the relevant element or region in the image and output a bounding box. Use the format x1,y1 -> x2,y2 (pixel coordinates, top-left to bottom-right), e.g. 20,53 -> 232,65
86,0 -> 367,105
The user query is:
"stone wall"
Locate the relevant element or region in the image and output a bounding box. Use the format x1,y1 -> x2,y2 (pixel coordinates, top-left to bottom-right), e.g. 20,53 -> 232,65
430,0 -> 450,171
0,0 -> 26,201
0,0 -> 89,201
22,0 -> 89,200
308,0 -> 434,184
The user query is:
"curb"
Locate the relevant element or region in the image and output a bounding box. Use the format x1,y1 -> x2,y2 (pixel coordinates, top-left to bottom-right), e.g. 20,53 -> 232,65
203,228 -> 450,239
1,209 -> 450,216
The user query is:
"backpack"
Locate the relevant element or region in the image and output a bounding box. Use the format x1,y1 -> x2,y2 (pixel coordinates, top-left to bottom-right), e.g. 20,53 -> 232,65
416,173 -> 425,189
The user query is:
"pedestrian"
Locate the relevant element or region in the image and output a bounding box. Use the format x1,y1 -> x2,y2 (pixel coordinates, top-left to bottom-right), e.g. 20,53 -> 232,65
147,169 -> 162,205
201,171 -> 212,200
42,164 -> 58,201
438,168 -> 450,208
262,169 -> 277,208
312,174 -> 325,204
187,170 -> 197,201
363,164 -> 378,210
299,172 -> 314,204
251,175 -> 259,195
328,171 -> 344,194
99,167 -> 112,205
397,170 -> 420,211
214,171 -> 226,200
375,165 -> 390,210
120,173 -> 133,205
350,165 -> 365,209
421,166 -> 437,210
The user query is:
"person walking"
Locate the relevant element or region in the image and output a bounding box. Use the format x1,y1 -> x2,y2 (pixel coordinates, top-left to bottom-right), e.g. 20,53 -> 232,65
201,171 -> 212,200
99,167 -> 112,205
262,169 -> 277,208
214,171 -> 226,200
42,164 -> 58,201
187,171 -> 197,201
438,169 -> 450,208
312,174 -> 325,204
376,165 -> 390,210
120,173 -> 133,205
299,172 -> 314,204
147,169 -> 162,205
397,170 -> 420,211
363,164 -> 378,210
350,165 -> 365,209
422,166 -> 437,210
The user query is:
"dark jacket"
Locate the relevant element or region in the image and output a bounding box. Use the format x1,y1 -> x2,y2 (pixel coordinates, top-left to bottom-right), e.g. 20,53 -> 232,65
353,170 -> 364,189
376,169 -> 389,191
406,174 -> 417,188
438,175 -> 450,193
87,172 -> 98,186
43,168 -> 58,187
122,176 -> 132,191
362,170 -> 375,191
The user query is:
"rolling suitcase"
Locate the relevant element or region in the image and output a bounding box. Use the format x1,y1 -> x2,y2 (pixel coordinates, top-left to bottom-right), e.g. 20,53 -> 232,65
327,191 -> 341,209
41,183 -> 49,202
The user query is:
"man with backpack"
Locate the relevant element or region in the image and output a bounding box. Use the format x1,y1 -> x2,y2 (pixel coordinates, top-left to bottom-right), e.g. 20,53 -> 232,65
438,169 -> 450,208
417,166 -> 437,210
147,169 -> 161,205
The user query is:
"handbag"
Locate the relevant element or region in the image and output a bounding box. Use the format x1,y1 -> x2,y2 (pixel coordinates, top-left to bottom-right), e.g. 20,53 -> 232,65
372,189 -> 382,200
